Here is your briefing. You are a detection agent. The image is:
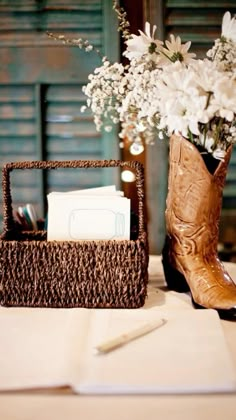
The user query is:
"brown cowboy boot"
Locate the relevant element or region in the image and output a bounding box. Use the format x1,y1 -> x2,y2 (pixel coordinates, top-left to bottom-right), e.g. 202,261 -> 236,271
162,134 -> 236,319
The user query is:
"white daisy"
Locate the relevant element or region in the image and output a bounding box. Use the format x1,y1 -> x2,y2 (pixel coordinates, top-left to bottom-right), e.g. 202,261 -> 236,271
190,59 -> 219,92
212,148 -> 226,161
123,22 -> 163,60
213,77 -> 236,122
198,133 -> 214,153
161,34 -> 196,64
221,11 -> 236,42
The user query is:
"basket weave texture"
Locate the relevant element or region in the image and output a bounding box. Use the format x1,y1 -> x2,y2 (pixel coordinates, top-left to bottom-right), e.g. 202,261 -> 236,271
0,160 -> 149,308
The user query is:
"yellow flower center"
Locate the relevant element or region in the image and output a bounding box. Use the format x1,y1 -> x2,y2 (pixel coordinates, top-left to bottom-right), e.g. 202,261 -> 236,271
149,42 -> 157,54
171,52 -> 184,62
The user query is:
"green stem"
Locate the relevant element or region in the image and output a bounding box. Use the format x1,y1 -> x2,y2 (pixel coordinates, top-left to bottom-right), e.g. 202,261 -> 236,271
214,118 -> 224,147
203,124 -> 209,149
159,50 -> 174,63
205,92 -> 213,109
187,128 -> 194,143
112,0 -> 131,41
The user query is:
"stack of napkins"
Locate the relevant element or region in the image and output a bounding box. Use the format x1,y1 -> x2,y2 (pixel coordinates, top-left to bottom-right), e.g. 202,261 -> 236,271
47,185 -> 130,241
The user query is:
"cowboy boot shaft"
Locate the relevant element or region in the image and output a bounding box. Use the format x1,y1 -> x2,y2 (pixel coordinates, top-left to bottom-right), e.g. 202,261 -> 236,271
166,135 -> 232,257
163,135 -> 236,313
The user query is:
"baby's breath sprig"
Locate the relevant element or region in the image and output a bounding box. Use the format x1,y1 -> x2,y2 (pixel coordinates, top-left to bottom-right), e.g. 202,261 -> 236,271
46,31 -> 105,61
112,0 -> 131,41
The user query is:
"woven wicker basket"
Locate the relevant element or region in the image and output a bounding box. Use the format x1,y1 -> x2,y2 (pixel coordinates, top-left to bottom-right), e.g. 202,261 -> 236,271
0,160 -> 149,308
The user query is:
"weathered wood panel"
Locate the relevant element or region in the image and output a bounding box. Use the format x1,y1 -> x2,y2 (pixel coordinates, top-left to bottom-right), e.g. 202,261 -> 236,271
0,0 -> 120,229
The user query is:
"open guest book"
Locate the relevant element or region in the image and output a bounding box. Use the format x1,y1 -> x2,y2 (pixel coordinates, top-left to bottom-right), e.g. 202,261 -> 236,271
0,306 -> 236,394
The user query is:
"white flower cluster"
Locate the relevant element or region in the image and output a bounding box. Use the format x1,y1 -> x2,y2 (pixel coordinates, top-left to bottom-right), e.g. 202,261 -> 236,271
82,7 -> 236,160
207,38 -> 236,72
82,60 -> 126,132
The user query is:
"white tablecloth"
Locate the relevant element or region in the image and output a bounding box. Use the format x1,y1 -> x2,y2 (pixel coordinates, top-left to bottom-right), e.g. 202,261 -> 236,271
0,255 -> 236,420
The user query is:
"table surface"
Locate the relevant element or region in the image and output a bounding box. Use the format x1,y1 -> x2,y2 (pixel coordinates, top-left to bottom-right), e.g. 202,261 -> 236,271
1,255 -> 236,420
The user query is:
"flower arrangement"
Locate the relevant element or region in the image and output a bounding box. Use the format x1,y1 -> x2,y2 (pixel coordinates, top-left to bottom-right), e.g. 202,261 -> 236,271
48,2 -> 236,160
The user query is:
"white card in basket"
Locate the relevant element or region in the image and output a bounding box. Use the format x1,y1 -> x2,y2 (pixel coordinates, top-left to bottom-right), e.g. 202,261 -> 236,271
47,186 -> 130,241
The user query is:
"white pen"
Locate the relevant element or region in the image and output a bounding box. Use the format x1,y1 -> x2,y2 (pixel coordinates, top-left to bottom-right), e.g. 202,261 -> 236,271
95,318 -> 167,354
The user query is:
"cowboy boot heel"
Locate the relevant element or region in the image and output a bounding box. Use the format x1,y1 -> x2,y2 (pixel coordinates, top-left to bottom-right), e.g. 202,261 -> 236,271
162,247 -> 190,293
163,243 -> 236,320
191,298 -> 236,320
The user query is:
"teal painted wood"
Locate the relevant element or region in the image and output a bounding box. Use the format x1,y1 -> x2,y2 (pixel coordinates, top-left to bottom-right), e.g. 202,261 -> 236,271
101,0 -> 120,186
0,85 -> 37,163
167,1 -> 236,7
0,47 -> 102,84
0,0 -> 120,230
164,2 -> 236,54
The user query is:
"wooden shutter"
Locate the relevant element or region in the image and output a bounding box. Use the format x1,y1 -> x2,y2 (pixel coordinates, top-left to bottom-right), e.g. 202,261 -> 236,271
0,0 -> 119,228
164,0 -> 236,55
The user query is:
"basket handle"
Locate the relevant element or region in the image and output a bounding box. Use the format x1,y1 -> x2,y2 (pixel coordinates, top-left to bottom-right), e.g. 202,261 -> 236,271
2,160 -> 146,238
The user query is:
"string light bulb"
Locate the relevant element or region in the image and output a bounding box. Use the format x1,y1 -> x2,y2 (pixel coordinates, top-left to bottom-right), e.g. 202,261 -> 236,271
121,170 -> 136,183
129,142 -> 144,155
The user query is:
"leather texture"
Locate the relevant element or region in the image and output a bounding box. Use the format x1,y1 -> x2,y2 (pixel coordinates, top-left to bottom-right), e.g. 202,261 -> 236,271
165,134 -> 236,311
